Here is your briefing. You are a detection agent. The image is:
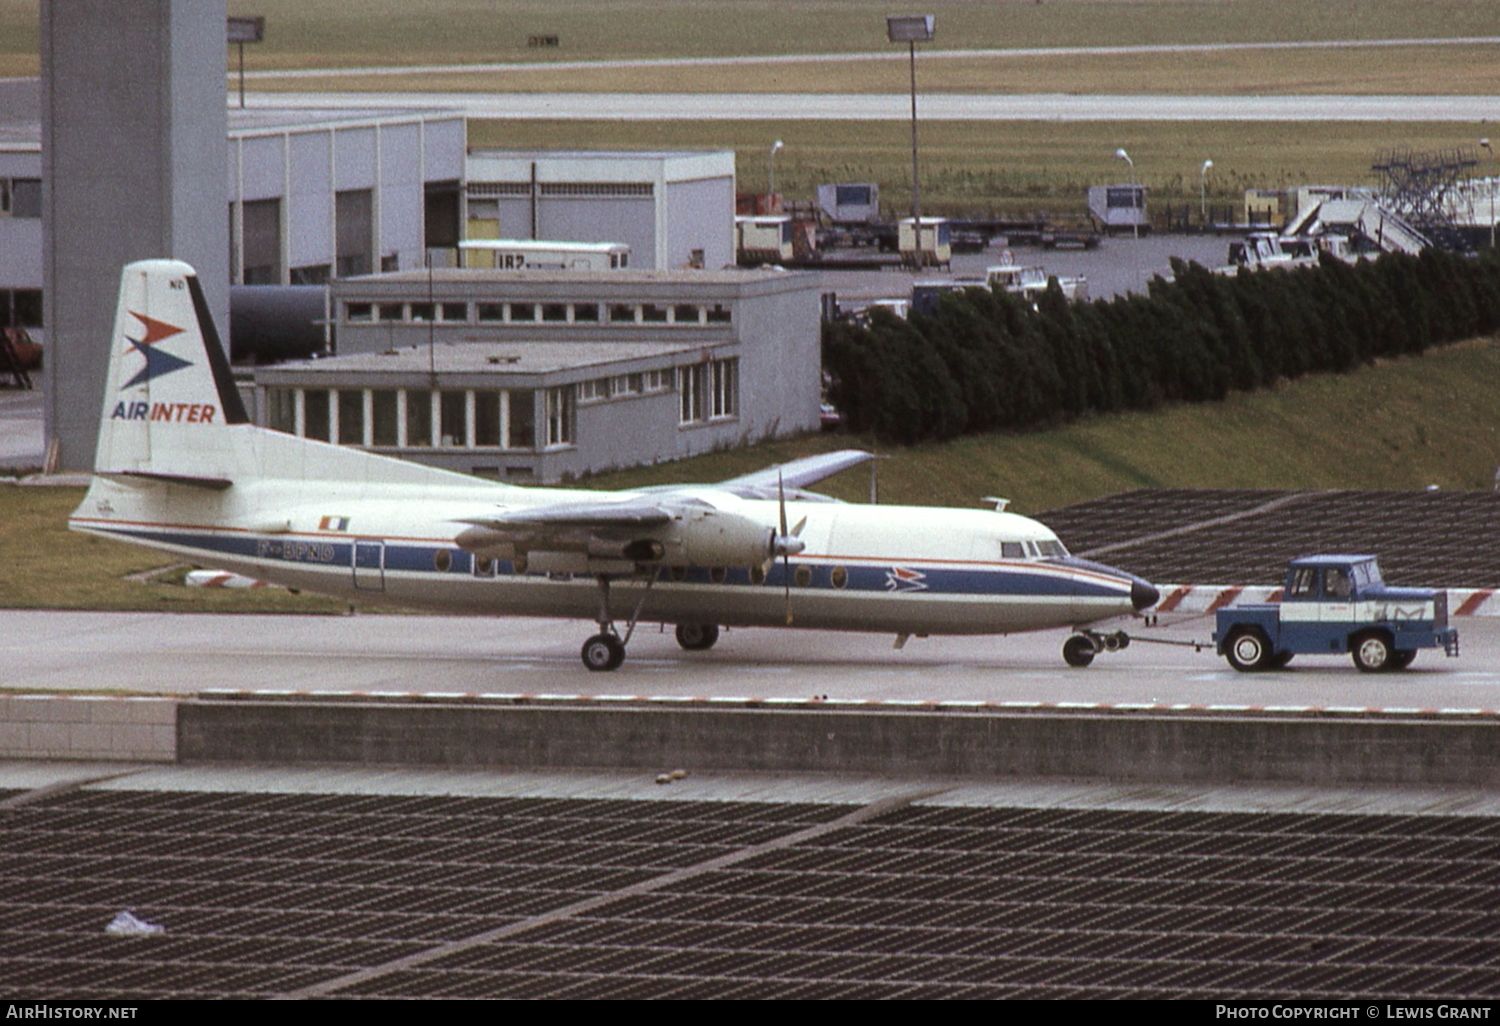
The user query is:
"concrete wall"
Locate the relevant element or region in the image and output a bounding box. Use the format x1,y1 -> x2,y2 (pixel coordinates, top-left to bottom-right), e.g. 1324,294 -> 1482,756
177,700 -> 1500,787
0,695 -> 176,762
42,0 -> 228,471
666,176 -> 735,269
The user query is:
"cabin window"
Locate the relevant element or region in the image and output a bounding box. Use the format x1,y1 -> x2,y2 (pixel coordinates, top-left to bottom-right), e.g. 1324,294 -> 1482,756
794,565 -> 813,588
750,565 -> 766,585
710,567 -> 727,584
830,567 -> 848,589
433,549 -> 452,572
371,391 -> 399,446
406,390 -> 432,447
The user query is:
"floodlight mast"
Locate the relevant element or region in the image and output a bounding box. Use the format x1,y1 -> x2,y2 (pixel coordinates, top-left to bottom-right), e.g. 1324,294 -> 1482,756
887,15 -> 935,223
1115,147 -> 1138,239
1200,159 -> 1214,223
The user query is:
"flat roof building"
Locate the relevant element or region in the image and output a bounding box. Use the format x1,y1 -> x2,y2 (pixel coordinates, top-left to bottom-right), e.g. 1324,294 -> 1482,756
464,150 -> 736,272
253,267 -> 822,482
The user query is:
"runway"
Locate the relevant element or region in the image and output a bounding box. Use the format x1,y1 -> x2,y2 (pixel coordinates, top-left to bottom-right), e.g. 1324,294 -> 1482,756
3,608 -> 1495,714
246,90 -> 1500,122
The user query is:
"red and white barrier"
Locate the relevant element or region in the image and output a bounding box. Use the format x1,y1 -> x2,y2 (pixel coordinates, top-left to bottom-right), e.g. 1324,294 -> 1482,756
1150,585 -> 1499,617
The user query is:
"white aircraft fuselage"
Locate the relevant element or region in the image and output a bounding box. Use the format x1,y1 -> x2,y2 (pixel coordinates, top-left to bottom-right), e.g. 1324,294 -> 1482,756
69,260 -> 1157,670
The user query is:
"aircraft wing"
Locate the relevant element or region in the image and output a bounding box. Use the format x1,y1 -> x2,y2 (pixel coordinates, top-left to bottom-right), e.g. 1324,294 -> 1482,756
714,449 -> 872,499
459,499 -> 676,531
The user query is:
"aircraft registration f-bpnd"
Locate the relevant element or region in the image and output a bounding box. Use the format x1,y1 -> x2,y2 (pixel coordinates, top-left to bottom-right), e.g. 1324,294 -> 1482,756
70,260 -> 1159,671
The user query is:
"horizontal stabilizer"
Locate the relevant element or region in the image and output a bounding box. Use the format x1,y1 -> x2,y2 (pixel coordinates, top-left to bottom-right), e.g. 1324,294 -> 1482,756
100,470 -> 233,491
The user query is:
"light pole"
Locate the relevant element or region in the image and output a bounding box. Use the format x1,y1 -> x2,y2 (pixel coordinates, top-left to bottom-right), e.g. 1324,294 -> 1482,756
888,15 -> 935,224
1483,138 -> 1495,249
1200,159 -> 1214,227
768,139 -> 783,209
1115,147 -> 1137,238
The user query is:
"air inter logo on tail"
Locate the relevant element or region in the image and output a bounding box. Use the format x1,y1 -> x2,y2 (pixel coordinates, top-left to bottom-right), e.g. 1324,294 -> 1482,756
109,310 -> 215,423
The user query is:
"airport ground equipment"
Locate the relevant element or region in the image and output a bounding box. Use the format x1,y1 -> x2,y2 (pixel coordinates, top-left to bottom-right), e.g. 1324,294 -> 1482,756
1214,555 -> 1459,673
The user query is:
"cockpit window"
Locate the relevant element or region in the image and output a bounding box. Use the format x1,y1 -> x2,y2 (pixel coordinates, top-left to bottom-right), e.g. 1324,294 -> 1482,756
1001,542 -> 1024,559
1036,539 -> 1069,558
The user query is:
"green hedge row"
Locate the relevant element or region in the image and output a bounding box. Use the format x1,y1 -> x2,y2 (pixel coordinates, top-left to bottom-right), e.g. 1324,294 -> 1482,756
822,249 -> 1500,444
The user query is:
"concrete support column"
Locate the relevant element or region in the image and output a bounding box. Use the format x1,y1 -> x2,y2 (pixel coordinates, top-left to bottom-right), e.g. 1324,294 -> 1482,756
42,0 -> 228,470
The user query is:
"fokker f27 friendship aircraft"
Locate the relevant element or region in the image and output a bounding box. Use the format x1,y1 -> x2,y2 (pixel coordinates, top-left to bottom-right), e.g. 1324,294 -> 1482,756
70,260 -> 1160,671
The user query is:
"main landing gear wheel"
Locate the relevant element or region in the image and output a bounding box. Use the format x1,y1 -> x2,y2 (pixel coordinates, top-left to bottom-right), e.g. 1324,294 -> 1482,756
582,633 -> 626,672
1225,627 -> 1274,672
675,623 -> 721,651
1351,631 -> 1394,673
1062,635 -> 1096,668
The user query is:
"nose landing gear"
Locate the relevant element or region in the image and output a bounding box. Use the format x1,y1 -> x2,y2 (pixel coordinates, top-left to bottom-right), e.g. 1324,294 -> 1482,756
1062,629 -> 1131,668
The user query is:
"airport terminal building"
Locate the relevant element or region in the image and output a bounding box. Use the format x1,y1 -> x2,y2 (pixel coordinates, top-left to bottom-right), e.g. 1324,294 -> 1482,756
251,267 -> 823,482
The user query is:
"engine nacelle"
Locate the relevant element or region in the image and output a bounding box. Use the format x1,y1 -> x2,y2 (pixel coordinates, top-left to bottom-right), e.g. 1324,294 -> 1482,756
665,509 -> 774,568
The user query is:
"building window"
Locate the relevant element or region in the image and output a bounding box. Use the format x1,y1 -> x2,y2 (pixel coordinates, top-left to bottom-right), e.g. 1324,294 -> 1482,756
440,391 -> 467,447
441,302 -> 469,323
545,387 -> 574,447
712,358 -> 738,418
542,303 -> 569,323
707,304 -> 732,324
572,303 -> 599,323
509,390 -> 536,449
477,302 -> 504,322
608,304 -> 636,324
345,302 -> 374,322
377,302 -> 402,322
674,304 -> 700,325
268,388 -> 295,434
290,264 -> 331,285
510,303 -> 536,323
474,391 -> 502,447
577,378 -> 610,404
335,188 -> 373,278
0,289 -> 42,329
0,178 -> 41,218
680,359 -> 737,424
679,364 -> 707,424
304,389 -> 330,441
241,197 -> 281,285
372,390 -> 399,446
642,304 -> 668,323
337,389 -> 365,445
644,369 -> 670,392
406,389 -> 432,447
613,373 -> 641,396
410,302 -> 435,322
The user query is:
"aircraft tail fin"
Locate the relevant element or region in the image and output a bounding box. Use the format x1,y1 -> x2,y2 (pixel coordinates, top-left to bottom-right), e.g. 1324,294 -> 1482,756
94,259 -> 248,479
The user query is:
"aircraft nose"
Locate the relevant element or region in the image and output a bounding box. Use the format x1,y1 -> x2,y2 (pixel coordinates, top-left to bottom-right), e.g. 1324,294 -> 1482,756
1132,578 -> 1160,611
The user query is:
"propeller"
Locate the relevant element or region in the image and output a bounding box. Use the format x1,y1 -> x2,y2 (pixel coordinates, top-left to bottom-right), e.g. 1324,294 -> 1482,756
771,470 -> 807,624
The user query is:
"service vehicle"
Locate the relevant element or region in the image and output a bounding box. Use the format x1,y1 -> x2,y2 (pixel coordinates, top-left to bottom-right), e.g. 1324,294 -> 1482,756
1214,555 -> 1459,673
